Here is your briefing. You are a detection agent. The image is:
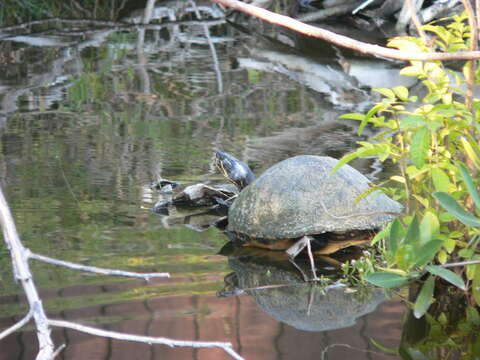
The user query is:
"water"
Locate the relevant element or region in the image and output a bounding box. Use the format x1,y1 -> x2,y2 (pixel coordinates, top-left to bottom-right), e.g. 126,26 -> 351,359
0,2 -> 409,359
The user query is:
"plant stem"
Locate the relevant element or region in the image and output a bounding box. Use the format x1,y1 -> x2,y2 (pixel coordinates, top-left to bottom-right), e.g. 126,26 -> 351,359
461,0 -> 478,115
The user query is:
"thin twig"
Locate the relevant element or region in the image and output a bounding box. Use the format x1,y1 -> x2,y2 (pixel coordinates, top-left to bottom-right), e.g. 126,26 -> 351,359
352,0 -> 375,15
51,344 -> 66,359
48,319 -> 244,360
321,343 -> 392,360
27,250 -> 170,279
0,309 -> 33,340
210,0 -> 480,61
189,1 -> 224,93
406,0 -> 427,41
461,0 -> 478,114
441,259 -> 480,268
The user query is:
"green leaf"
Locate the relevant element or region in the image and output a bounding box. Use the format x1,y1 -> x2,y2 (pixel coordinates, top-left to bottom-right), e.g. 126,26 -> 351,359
473,265 -> 480,306
339,113 -> 366,121
400,65 -> 422,77
399,115 -> 425,129
392,86 -> 409,101
404,215 -> 420,245
388,218 -> 404,258
364,272 -> 409,288
366,103 -> 386,119
433,192 -> 480,227
466,264 -> 478,281
460,137 -> 480,170
414,240 -> 443,267
458,162 -> 480,209
414,275 -> 435,318
419,211 -> 439,245
431,168 -> 451,193
331,152 -> 360,174
410,127 -> 430,168
426,265 -> 466,290
371,226 -> 389,246
374,88 -> 396,100
444,238 -> 456,253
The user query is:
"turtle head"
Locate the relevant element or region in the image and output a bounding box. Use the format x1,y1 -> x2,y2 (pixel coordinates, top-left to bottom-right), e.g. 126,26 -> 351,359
215,151 -> 256,189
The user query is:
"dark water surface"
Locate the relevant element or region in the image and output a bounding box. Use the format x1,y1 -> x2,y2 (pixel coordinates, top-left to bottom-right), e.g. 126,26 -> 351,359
0,2 -> 409,359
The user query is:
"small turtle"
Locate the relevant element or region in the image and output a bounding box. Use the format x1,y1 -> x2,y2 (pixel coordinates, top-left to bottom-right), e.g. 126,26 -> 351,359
215,151 -> 402,280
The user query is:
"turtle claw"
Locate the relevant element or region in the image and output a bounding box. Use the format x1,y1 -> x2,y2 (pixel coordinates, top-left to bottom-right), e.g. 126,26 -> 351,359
286,236 -> 319,281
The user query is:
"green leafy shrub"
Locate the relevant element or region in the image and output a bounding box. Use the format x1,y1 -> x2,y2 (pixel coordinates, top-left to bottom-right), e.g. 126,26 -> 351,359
336,12 -> 480,317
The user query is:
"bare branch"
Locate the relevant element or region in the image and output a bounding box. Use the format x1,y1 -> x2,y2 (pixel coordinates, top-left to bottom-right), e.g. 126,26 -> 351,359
210,0 -> 480,61
51,344 -> 66,359
48,319 -> 245,360
0,310 -> 33,340
0,187 -> 55,359
27,250 -> 170,280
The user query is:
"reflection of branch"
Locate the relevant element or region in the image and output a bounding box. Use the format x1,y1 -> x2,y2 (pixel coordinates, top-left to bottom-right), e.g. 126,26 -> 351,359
28,251 -> 170,279
0,19 -> 225,40
0,309 -> 33,340
48,320 -> 244,360
189,0 -> 224,93
210,0 -> 480,61
0,185 -> 243,360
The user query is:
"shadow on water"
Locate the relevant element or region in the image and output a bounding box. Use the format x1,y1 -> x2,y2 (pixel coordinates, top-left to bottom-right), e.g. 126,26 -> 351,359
0,0 -> 460,359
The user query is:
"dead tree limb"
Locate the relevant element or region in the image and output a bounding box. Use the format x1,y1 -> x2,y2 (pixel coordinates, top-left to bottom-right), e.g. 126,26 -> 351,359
0,309 -> 33,341
27,251 -> 170,280
0,187 -> 55,360
210,0 -> 480,61
48,319 -> 244,360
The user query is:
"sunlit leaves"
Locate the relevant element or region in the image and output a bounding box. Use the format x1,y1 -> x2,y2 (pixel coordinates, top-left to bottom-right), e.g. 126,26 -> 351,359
431,168 -> 451,193
419,212 -> 439,246
410,127 -> 430,168
460,137 -> 480,170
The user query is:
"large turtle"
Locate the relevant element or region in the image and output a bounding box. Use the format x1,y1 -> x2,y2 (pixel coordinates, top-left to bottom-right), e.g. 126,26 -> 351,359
215,151 -> 402,280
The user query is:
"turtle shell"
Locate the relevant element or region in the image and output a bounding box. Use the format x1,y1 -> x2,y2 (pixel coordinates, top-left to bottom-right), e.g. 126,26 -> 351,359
228,155 -> 402,239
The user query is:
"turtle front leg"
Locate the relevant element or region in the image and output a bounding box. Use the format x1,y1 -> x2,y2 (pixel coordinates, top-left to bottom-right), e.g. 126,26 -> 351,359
286,236 -> 319,281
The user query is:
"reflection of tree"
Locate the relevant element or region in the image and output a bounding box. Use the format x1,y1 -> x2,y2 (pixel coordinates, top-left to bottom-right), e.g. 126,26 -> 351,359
0,0 -> 128,26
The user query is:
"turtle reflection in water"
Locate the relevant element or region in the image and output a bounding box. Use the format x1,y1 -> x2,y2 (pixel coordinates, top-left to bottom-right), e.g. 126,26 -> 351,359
219,244 -> 386,332
215,151 -> 402,280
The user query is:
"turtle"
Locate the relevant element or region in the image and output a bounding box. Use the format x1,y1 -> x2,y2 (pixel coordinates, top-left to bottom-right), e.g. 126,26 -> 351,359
215,151 -> 403,280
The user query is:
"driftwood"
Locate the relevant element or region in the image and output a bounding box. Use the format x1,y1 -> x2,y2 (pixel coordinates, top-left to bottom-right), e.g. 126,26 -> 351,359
211,0 -> 480,61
